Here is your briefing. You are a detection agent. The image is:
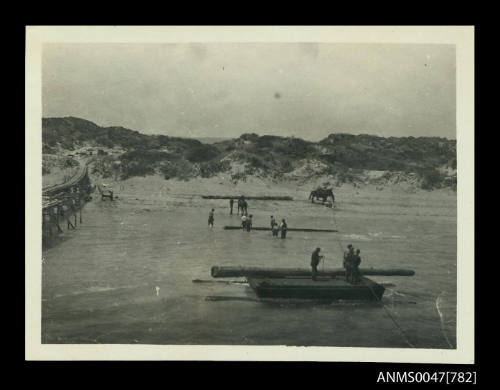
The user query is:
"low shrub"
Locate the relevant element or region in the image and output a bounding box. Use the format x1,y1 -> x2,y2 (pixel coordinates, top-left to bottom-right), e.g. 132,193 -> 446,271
60,158 -> 80,169
119,150 -> 171,179
417,168 -> 444,190
231,171 -> 247,182
92,156 -> 116,178
275,138 -> 315,158
161,159 -> 195,180
247,154 -> 269,170
184,144 -> 219,163
281,160 -> 293,173
199,160 -> 231,178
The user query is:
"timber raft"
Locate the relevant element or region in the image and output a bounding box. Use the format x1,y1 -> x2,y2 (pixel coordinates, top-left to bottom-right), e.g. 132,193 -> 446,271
211,266 -> 415,278
248,276 -> 385,301
223,226 -> 338,232
209,266 -> 415,302
202,195 -> 293,201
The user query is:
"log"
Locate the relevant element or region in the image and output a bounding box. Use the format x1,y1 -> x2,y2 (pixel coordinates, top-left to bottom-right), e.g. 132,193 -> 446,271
211,266 -> 415,278
223,226 -> 338,232
192,279 -> 248,285
202,195 -> 293,201
205,296 -> 260,302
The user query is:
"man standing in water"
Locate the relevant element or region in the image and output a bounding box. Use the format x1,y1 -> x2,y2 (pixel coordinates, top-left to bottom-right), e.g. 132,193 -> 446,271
280,218 -> 288,239
238,195 -> 245,215
311,247 -> 324,281
229,198 -> 234,215
208,208 -> 215,228
272,220 -> 279,237
246,214 -> 253,231
270,216 -> 277,235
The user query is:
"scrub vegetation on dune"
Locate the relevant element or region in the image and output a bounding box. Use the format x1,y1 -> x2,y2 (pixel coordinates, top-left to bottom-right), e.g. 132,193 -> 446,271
42,117 -> 457,191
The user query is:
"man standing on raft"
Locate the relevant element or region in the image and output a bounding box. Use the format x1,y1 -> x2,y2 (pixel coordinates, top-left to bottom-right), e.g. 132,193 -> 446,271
311,247 -> 324,281
343,244 -> 362,284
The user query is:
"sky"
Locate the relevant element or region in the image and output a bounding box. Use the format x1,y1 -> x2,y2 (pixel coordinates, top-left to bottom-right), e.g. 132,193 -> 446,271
42,43 -> 456,141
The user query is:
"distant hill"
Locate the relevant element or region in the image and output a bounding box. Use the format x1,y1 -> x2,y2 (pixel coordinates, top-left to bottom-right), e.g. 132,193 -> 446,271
194,137 -> 233,144
42,117 -> 456,190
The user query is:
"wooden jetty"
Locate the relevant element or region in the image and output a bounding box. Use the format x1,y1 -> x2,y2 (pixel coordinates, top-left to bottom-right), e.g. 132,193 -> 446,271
42,163 -> 94,241
223,226 -> 338,232
211,266 -> 415,278
202,195 -> 293,201
248,276 -> 385,301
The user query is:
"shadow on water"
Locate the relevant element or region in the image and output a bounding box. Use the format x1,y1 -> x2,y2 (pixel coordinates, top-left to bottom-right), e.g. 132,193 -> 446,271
42,199 -> 120,250
43,230 -> 80,250
205,295 -> 417,308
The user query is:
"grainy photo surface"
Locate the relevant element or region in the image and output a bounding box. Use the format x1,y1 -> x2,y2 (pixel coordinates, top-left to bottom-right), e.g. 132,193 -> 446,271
27,26 -> 474,362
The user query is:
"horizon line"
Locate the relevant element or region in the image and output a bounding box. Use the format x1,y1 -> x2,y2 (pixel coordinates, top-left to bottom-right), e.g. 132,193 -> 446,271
42,116 -> 457,142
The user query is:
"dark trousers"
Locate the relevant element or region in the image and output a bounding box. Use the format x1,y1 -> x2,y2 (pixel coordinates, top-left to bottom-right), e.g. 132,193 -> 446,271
230,207 -> 233,215
351,267 -> 360,284
345,267 -> 359,283
311,264 -> 318,280
281,230 -> 287,239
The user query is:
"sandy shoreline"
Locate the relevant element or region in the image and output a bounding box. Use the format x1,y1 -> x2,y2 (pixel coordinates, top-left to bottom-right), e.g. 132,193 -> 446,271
86,173 -> 456,207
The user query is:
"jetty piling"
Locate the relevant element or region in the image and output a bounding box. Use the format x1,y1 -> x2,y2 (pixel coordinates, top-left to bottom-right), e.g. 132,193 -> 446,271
42,163 -> 93,241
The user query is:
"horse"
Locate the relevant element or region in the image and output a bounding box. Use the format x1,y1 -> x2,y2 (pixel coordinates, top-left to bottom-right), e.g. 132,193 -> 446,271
238,198 -> 248,215
309,188 -> 335,203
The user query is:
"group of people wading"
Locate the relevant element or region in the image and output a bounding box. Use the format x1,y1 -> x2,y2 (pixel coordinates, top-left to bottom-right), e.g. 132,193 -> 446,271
270,215 -> 287,239
310,244 -> 362,284
209,193 -> 362,284
209,196 -> 288,239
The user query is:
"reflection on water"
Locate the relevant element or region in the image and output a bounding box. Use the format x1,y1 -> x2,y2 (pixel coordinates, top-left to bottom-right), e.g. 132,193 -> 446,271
42,187 -> 456,348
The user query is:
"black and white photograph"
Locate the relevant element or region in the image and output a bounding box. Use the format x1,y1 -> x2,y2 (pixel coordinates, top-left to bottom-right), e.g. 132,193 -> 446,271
25,26 -> 474,362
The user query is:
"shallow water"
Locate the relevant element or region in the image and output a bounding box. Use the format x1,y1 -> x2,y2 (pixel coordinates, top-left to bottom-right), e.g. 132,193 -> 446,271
42,182 -> 456,348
